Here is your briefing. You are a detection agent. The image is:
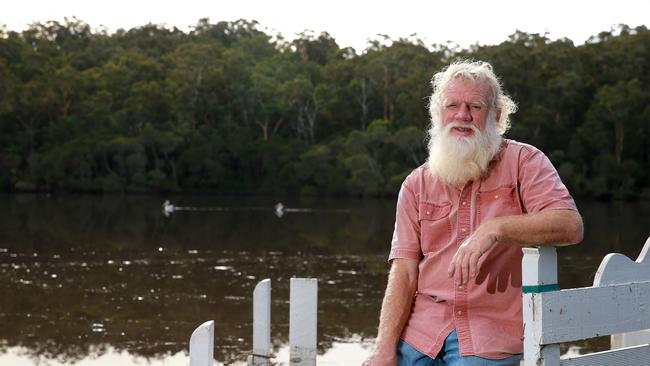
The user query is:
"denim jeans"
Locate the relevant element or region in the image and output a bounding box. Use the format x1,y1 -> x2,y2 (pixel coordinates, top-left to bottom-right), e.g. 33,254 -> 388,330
396,330 -> 523,366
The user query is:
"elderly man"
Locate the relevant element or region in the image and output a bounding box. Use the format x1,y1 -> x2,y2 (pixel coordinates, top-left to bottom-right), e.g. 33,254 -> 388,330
364,61 -> 583,366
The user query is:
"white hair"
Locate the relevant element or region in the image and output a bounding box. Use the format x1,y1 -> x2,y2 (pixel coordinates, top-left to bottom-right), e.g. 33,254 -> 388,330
428,60 -> 517,135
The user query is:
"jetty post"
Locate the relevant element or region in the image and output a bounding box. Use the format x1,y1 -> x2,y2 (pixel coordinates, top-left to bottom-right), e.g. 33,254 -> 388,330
289,278 -> 318,366
189,320 -> 215,366
248,279 -> 272,366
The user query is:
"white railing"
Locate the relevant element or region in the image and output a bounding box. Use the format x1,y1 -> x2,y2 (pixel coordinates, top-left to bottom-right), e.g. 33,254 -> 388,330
188,277 -> 318,366
187,235 -> 650,365
522,236 -> 650,366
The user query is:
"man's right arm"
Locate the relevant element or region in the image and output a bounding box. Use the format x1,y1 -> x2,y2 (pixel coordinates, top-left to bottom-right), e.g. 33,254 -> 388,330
364,258 -> 419,366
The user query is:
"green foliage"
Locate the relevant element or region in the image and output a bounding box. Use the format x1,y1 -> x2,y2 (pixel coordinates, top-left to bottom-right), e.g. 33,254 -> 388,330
1,19 -> 649,199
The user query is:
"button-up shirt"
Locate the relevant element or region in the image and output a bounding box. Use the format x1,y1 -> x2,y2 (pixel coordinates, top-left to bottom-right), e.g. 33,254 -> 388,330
389,139 -> 578,359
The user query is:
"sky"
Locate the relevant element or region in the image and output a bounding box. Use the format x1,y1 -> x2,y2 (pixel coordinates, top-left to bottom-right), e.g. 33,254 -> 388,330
2,0 -> 649,53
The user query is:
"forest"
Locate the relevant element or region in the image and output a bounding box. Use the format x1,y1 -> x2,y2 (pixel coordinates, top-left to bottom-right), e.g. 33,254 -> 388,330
0,18 -> 649,199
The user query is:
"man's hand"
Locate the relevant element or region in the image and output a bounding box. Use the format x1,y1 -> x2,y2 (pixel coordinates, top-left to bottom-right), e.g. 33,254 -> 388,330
447,210 -> 584,285
447,222 -> 498,285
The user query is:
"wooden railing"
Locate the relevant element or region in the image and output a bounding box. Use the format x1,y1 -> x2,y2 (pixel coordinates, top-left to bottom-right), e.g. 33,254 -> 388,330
522,236 -> 650,366
186,235 -> 650,365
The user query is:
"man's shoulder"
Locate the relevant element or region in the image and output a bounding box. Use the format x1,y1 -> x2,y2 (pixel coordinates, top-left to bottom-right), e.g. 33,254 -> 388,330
501,139 -> 546,161
503,138 -> 540,153
401,163 -> 433,190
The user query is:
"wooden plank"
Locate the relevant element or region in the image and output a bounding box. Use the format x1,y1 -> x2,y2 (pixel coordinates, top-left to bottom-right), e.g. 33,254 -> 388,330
289,278 -> 317,366
612,329 -> 650,349
538,281 -> 650,344
190,320 -> 214,366
594,237 -> 650,287
560,344 -> 650,366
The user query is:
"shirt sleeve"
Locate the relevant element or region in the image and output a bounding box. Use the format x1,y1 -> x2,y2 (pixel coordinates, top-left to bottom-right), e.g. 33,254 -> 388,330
388,175 -> 423,263
518,146 -> 578,214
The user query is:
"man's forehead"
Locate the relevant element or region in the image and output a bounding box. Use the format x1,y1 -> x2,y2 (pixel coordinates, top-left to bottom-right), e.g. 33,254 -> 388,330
443,79 -> 491,102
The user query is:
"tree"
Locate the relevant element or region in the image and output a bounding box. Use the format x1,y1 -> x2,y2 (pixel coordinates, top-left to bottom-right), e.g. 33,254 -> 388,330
579,79 -> 650,197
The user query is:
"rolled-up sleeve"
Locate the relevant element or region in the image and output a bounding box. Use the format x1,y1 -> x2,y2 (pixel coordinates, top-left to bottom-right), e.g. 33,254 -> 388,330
388,176 -> 422,262
518,146 -> 577,214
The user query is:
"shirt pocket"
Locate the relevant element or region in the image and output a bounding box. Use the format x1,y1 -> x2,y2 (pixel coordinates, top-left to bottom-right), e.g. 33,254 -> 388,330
476,185 -> 522,224
418,202 -> 452,254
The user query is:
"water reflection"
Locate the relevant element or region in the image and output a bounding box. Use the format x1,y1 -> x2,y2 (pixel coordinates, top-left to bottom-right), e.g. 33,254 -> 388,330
0,249 -> 384,364
1,346 -> 190,366
0,194 -> 649,365
2,341 -> 373,366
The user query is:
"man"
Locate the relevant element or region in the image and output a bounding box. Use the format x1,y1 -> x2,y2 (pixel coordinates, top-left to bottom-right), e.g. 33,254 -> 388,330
363,60 -> 583,366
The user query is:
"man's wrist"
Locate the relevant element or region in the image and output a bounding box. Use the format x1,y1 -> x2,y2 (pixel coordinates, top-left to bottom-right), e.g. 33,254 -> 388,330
483,217 -> 503,244
371,347 -> 397,361
373,338 -> 399,356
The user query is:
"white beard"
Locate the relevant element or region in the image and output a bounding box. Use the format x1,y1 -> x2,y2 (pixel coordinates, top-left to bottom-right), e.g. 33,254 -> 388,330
427,117 -> 502,186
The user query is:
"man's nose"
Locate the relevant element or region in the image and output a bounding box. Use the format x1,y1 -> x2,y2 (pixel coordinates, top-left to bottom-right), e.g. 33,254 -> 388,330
455,103 -> 472,121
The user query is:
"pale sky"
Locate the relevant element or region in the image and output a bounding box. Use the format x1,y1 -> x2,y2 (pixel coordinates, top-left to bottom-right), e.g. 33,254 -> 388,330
2,0 -> 649,53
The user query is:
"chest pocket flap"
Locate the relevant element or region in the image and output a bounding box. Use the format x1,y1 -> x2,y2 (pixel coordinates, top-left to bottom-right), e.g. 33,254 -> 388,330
418,202 -> 451,221
477,185 -> 522,220
418,201 -> 452,253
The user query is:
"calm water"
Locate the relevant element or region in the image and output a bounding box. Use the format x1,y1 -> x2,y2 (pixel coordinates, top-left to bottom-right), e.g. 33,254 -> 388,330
0,194 -> 649,365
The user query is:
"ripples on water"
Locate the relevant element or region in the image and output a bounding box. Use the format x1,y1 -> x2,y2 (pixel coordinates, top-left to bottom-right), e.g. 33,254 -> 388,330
0,249 -> 382,364
0,195 -> 648,365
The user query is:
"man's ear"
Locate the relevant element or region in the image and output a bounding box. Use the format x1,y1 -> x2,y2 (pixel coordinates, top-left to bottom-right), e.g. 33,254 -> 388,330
496,108 -> 502,123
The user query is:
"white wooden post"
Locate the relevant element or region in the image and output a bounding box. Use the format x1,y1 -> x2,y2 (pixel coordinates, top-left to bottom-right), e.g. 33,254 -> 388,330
522,247 -> 560,366
248,279 -> 272,366
190,320 -> 214,366
289,278 -> 318,366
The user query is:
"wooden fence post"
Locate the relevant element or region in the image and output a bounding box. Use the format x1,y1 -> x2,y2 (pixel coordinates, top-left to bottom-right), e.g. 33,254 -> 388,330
248,279 -> 272,366
289,278 -> 318,366
522,246 -> 560,366
190,320 -> 214,366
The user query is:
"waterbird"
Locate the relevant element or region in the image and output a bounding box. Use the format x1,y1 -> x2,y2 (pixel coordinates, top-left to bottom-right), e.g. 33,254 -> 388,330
162,200 -> 175,217
274,202 -> 285,218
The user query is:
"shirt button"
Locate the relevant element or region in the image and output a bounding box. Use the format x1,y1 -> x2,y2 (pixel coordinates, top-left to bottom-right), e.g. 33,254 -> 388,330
461,201 -> 467,206
460,228 -> 467,233
494,195 -> 499,199
458,285 -> 464,290
457,310 -> 463,315
426,211 -> 431,215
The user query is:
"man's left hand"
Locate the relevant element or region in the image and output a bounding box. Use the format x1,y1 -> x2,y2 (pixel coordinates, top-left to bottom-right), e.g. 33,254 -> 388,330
447,223 -> 498,285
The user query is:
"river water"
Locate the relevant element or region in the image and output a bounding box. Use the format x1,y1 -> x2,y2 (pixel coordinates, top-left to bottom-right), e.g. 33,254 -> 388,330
0,194 -> 649,365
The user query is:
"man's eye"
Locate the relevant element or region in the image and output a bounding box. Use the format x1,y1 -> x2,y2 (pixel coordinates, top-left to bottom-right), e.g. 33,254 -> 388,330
446,104 -> 458,109
470,104 -> 482,110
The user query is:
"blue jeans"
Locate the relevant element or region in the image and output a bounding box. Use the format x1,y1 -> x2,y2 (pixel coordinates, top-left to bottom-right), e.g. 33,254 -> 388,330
396,330 -> 522,366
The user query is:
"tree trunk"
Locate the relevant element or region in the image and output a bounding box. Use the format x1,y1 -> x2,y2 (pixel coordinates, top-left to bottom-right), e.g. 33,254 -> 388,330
383,64 -> 390,121
355,78 -> 369,130
272,118 -> 284,136
305,92 -> 318,144
190,67 -> 204,130
614,119 -> 624,166
256,120 -> 269,141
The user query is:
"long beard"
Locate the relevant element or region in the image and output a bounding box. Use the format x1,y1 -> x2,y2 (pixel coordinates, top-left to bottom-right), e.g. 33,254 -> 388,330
426,118 -> 502,185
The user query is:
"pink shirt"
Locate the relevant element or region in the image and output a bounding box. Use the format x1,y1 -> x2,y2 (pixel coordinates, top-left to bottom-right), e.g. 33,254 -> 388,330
389,139 -> 578,359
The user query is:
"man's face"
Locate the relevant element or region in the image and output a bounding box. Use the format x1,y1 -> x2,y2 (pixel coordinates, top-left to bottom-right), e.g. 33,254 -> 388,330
440,79 -> 492,138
